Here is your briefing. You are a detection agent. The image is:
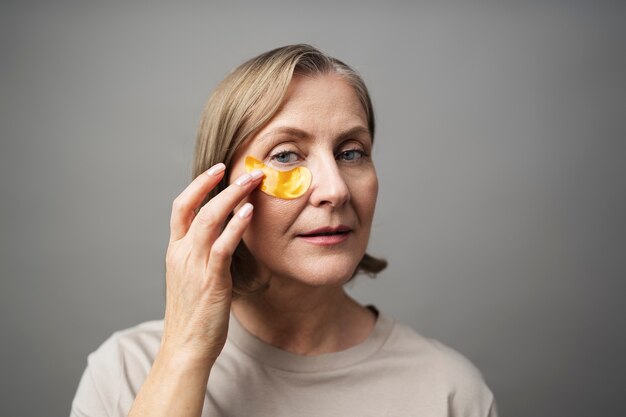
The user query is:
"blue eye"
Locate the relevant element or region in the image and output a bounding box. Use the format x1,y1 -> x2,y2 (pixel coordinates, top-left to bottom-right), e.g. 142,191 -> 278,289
337,149 -> 364,162
271,151 -> 299,164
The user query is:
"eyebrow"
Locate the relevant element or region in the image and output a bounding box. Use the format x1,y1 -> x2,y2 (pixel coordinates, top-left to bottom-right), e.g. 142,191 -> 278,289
258,126 -> 371,143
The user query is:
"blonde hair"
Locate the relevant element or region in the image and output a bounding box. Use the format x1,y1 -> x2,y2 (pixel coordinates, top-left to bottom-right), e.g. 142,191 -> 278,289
192,44 -> 386,296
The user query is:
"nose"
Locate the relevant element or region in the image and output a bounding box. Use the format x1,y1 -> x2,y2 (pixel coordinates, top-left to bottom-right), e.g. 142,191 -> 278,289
308,157 -> 350,208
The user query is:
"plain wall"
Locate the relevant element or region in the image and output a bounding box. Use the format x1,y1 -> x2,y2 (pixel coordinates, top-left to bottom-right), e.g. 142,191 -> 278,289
1,1 -> 624,416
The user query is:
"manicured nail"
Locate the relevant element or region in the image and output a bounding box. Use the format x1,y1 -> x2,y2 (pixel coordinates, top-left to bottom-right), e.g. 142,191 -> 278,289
249,169 -> 264,180
235,173 -> 252,186
238,203 -> 253,218
206,163 -> 226,176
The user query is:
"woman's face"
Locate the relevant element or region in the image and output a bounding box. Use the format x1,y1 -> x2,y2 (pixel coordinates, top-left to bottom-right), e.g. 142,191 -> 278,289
229,73 -> 378,288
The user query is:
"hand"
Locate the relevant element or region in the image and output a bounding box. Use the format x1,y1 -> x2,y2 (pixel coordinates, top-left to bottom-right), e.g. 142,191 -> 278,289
161,163 -> 263,366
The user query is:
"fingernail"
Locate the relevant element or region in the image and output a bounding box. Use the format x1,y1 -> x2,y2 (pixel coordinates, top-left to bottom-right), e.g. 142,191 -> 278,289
238,203 -> 253,218
249,169 -> 264,180
235,173 -> 252,186
206,163 -> 226,176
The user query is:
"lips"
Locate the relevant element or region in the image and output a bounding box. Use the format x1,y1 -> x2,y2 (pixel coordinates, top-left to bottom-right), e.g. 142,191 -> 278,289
298,225 -> 352,237
297,226 -> 352,246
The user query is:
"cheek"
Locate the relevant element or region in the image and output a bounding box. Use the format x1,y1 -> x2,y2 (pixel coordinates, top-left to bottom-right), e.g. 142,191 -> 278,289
350,169 -> 378,218
243,191 -> 304,244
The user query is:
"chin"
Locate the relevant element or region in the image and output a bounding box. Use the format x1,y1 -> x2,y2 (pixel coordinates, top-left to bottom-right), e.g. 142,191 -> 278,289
272,255 -> 361,288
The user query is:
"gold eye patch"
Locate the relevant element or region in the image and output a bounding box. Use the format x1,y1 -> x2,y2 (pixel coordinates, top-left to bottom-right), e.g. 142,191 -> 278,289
245,156 -> 312,199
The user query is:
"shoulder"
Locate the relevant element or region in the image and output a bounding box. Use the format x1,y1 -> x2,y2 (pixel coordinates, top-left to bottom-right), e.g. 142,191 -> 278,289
71,320 -> 163,417
88,320 -> 163,372
385,319 -> 481,373
381,315 -> 497,416
399,322 -> 484,380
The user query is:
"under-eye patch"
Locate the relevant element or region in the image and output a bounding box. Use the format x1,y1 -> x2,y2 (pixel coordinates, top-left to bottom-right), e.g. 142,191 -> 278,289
245,156 -> 312,199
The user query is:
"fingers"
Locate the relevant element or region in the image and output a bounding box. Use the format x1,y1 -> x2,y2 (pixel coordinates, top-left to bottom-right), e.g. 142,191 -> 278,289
169,163 -> 227,242
206,203 -> 254,279
189,169 -> 264,249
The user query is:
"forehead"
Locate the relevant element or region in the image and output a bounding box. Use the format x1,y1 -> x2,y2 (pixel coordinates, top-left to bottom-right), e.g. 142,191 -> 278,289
256,74 -> 368,141
280,73 -> 365,117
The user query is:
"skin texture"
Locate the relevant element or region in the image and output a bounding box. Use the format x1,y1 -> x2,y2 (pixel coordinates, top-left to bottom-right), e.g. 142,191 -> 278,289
231,73 -> 378,288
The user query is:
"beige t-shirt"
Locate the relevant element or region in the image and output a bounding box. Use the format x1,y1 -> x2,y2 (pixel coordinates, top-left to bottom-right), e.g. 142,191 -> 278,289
70,308 -> 498,417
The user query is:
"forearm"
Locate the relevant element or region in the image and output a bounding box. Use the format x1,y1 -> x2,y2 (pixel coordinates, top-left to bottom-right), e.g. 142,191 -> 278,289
127,350 -> 213,417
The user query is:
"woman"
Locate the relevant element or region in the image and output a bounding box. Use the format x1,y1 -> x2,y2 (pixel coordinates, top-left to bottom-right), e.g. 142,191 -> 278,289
71,44 -> 497,417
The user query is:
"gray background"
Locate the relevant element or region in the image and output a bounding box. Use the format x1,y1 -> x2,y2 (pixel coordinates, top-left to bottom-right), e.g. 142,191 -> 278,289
1,1 -> 624,416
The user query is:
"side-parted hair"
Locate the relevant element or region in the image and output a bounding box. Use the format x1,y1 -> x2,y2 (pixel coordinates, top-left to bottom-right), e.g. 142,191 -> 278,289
192,44 -> 387,297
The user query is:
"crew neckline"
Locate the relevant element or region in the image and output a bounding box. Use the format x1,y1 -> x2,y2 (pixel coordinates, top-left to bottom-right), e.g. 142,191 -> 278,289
226,305 -> 395,373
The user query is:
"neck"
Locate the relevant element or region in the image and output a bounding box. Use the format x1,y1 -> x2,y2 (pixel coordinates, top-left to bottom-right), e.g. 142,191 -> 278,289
231,279 -> 375,355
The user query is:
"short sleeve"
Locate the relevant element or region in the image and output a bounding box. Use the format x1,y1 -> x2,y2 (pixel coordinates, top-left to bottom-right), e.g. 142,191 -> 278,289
487,399 -> 499,417
70,334 -> 125,417
69,321 -> 162,417
70,366 -> 111,417
427,339 -> 497,417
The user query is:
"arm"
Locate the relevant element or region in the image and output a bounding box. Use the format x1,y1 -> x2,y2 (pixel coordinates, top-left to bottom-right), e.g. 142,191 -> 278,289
126,349 -> 212,417
126,164 -> 263,417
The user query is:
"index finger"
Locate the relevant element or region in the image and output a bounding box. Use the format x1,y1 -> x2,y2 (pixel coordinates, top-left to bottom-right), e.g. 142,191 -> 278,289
189,169 -> 264,248
169,163 -> 226,242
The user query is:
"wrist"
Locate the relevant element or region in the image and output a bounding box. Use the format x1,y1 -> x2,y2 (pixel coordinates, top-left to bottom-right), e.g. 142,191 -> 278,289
155,343 -> 217,375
